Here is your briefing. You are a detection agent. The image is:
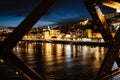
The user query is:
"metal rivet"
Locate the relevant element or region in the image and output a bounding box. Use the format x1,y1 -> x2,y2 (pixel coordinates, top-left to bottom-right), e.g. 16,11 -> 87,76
16,71 -> 19,75
113,39 -> 115,42
116,42 -> 119,44
94,3 -> 96,6
103,34 -> 106,36
103,72 -> 106,74
113,49 -> 116,51
110,56 -> 113,58
97,20 -> 99,22
0,59 -> 4,63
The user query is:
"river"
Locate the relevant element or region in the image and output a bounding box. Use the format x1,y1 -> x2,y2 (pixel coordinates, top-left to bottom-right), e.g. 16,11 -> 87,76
13,42 -> 120,80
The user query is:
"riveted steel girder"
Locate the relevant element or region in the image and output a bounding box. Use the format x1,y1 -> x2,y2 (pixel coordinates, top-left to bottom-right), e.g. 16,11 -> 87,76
97,27 -> 120,79
83,0 -> 113,44
83,0 -> 120,79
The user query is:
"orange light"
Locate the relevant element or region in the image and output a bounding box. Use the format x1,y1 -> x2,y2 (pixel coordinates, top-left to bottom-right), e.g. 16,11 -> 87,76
102,1 -> 120,10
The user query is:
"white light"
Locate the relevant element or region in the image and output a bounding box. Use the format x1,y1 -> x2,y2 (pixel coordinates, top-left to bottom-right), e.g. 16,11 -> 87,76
116,9 -> 120,13
48,26 -> 50,30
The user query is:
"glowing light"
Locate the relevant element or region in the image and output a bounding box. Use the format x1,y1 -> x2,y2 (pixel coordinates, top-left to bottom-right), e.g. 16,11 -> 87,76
16,71 -> 19,75
65,45 -> 72,58
56,44 -> 62,55
45,43 -> 52,55
87,29 -> 92,38
0,59 -> 4,63
27,43 -> 34,54
116,9 -> 120,13
44,31 -> 50,39
79,19 -> 89,25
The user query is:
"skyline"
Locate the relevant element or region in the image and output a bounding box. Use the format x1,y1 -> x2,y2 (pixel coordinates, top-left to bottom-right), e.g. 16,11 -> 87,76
0,0 -> 116,27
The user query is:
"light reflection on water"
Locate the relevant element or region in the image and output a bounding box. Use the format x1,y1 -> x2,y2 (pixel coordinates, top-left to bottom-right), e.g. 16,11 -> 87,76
13,42 -> 115,79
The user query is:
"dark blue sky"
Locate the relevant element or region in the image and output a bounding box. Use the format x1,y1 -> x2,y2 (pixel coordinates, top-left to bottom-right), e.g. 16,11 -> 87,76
0,0 -> 116,27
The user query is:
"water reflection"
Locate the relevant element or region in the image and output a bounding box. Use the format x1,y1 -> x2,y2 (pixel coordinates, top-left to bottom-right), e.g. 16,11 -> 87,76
56,44 -> 63,56
13,42 -> 107,79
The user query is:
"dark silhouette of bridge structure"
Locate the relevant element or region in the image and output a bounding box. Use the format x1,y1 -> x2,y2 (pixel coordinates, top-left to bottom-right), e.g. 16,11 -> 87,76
0,0 -> 120,79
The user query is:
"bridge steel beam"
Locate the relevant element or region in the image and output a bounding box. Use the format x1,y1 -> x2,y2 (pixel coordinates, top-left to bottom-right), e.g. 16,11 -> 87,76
83,0 -> 120,79
98,27 -> 120,79
102,1 -> 120,10
114,26 -> 120,67
83,0 -> 113,44
0,0 -> 56,79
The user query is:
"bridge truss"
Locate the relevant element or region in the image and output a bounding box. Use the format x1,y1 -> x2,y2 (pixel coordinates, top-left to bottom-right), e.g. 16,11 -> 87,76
0,0 -> 120,79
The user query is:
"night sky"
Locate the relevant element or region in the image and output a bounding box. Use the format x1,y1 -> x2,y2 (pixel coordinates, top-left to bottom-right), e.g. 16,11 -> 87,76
0,0 -> 116,27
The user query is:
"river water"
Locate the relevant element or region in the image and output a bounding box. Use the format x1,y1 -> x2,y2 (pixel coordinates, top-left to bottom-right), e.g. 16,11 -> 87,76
13,42 -> 120,80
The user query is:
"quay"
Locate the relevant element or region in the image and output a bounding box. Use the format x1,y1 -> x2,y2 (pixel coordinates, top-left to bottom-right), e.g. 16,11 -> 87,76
21,39 -> 108,47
